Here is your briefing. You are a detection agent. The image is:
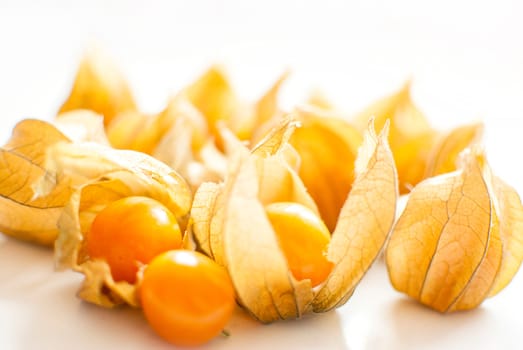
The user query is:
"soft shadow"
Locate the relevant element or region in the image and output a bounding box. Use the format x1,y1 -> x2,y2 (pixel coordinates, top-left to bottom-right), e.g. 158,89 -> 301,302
380,297 -> 497,350
0,236 -> 57,297
208,307 -> 349,350
1,235 -> 347,349
0,235 -> 53,265
17,299 -> 173,350
73,302 -> 174,349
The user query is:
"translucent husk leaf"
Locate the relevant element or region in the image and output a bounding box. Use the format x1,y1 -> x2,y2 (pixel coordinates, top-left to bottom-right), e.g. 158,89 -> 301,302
185,65 -> 289,144
312,121 -> 398,311
44,143 -> 191,218
59,48 -> 136,126
124,68 -> 289,190
192,120 -> 319,322
386,149 -> 523,312
238,71 -> 289,141
192,119 -> 317,266
290,106 -> 363,231
192,119 -> 397,322
252,119 -> 320,215
353,83 -> 431,194
55,110 -> 110,145
45,142 -> 192,307
152,96 -> 225,191
353,82 -> 484,194
251,117 -> 298,158
393,131 -> 439,193
159,94 -> 209,152
425,123 -> 484,178
77,258 -> 139,307
253,71 -> 289,128
185,65 -> 238,138
107,94 -> 209,157
105,110 -> 149,150
488,176 -> 523,295
221,153 -> 315,321
306,89 -> 336,111
353,82 -> 431,148
0,119 -> 72,246
190,181 -> 224,259
157,134 -> 225,194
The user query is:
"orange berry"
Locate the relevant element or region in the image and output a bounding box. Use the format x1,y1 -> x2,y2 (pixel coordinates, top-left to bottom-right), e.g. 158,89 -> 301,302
265,202 -> 333,287
86,196 -> 182,283
140,250 -> 236,346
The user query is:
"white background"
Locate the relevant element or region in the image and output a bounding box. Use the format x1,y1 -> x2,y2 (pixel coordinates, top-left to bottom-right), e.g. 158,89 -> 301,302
1,1 -> 523,349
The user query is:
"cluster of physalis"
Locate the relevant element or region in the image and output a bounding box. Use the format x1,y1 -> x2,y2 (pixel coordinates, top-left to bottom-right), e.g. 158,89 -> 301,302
1,48 -> 522,346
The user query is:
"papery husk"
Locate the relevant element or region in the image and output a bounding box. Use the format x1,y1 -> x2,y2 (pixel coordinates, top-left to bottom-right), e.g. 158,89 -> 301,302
237,71 -> 289,141
353,82 -> 483,194
185,65 -> 288,143
59,48 -> 136,126
289,106 -> 363,231
424,123 -> 484,178
0,119 -> 72,246
44,142 -> 192,307
192,119 -> 318,267
105,110 -> 149,150
102,66 -> 287,191
185,65 -> 237,137
192,119 -> 397,322
152,97 -> 225,191
107,94 -> 208,156
192,119 -> 318,321
104,92 -> 223,192
353,82 -> 430,148
311,120 -> 397,311
54,110 -> 110,145
386,148 -> 523,312
306,89 -> 336,111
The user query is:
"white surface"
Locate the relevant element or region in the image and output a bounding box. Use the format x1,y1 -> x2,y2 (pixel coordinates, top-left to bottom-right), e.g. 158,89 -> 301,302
1,1 -> 523,349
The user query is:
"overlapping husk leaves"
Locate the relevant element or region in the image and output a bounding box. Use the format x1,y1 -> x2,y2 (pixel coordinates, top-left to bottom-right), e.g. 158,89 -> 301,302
352,82 -> 483,194
191,119 -> 398,322
5,49 -> 522,320
289,106 -> 363,232
0,113 -> 109,246
0,119 -> 73,246
59,48 -> 137,127
63,54 -> 290,192
386,148 -> 523,312
44,142 -> 192,307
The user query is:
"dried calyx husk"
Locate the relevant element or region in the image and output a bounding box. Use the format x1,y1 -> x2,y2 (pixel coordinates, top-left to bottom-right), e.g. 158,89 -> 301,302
386,148 -> 523,312
59,47 -> 137,127
352,82 -> 483,194
184,65 -> 289,142
0,119 -> 73,246
0,114 -> 193,306
288,105 -> 363,232
191,118 -> 398,322
106,93 -> 225,191
151,66 -> 289,190
54,109 -> 111,145
41,141 -> 192,307
60,51 -> 289,192
0,113 -> 110,246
